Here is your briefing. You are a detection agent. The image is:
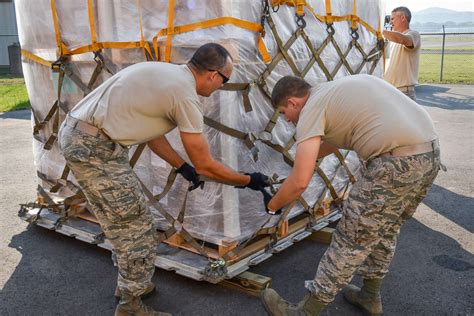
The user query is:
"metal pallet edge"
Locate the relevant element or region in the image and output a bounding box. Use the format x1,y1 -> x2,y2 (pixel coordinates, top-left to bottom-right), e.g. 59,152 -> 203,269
18,206 -> 340,283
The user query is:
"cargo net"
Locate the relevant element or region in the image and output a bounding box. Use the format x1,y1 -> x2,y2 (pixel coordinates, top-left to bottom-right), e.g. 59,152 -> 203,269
20,0 -> 384,278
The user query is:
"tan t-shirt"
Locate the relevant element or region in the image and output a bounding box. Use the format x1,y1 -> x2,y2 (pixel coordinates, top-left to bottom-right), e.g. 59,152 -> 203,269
70,62 -> 203,146
296,74 -> 437,160
384,29 -> 421,88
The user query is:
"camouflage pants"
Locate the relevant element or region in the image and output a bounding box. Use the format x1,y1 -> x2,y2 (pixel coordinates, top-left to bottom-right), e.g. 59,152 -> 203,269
58,125 -> 157,300
305,149 -> 440,304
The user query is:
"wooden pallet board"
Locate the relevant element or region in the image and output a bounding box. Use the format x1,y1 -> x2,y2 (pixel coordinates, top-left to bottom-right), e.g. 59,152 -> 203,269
220,271 -> 271,296
19,205 -> 342,283
162,211 -> 338,265
70,207 -> 336,262
35,192 -> 344,266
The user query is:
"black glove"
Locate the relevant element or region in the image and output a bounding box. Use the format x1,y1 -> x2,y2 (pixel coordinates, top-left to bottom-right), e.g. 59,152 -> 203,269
236,172 -> 270,191
261,188 -> 281,215
176,162 -> 204,191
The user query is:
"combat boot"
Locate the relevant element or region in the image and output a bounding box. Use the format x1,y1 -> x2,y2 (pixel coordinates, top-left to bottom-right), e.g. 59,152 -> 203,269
115,282 -> 156,299
343,278 -> 383,316
261,288 -> 326,316
115,296 -> 171,316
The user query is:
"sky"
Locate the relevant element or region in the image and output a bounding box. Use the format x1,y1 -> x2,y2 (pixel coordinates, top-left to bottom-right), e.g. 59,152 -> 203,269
384,0 -> 474,13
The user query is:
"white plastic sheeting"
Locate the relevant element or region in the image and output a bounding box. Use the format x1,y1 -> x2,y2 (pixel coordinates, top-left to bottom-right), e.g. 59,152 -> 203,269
16,0 -> 385,245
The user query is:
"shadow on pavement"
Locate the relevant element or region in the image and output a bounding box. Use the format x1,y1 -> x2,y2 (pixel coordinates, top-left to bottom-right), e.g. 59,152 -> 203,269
416,85 -> 474,110
423,184 -> 474,232
0,225 -> 261,316
0,109 -> 31,120
250,198 -> 474,315
2,210 -> 473,315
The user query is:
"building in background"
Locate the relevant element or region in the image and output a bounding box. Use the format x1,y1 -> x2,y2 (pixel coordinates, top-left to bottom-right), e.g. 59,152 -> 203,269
0,0 -> 20,75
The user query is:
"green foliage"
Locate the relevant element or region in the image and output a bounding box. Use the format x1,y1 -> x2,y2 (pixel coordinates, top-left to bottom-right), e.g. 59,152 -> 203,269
0,75 -> 31,112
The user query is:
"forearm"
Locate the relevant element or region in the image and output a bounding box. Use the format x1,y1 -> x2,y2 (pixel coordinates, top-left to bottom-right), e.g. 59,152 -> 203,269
383,29 -> 412,47
267,174 -> 305,212
196,159 -> 250,186
147,136 -> 185,168
267,136 -> 321,212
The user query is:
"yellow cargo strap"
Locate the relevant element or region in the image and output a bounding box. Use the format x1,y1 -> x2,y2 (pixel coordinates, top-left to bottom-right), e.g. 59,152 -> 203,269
87,0 -> 97,45
50,0 -> 68,56
137,0 -> 153,60
165,0 -> 175,62
270,0 -> 305,16
152,17 -> 269,63
21,49 -> 52,67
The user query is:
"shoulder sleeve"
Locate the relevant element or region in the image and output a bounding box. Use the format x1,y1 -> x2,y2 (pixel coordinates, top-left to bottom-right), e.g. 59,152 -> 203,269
405,30 -> 421,50
174,97 -> 204,133
295,104 -> 326,145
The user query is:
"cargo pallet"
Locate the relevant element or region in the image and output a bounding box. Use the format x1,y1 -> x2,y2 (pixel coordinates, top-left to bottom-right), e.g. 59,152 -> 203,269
19,204 -> 341,285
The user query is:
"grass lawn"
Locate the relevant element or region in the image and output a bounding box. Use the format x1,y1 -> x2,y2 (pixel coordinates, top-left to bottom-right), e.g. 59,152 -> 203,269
0,75 -> 31,112
422,46 -> 474,51
419,54 -> 474,84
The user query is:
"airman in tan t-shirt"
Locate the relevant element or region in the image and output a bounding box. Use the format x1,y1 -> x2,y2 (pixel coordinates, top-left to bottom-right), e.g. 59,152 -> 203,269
59,44 -> 271,315
260,73 -> 441,316
383,6 -> 421,100
296,74 -> 436,160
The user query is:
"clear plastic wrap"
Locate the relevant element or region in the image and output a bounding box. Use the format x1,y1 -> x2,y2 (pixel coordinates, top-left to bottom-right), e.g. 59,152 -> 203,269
16,0 -> 385,246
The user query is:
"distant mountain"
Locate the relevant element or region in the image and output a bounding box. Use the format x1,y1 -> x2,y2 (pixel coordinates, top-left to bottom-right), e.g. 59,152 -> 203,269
412,7 -> 474,24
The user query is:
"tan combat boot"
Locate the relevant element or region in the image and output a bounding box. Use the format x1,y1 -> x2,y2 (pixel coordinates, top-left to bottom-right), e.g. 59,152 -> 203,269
115,296 -> 171,316
343,278 -> 383,316
115,282 -> 156,299
261,288 -> 326,316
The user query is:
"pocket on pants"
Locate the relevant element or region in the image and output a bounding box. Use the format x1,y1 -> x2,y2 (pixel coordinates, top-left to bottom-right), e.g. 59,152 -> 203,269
63,143 -> 92,163
99,183 -> 142,223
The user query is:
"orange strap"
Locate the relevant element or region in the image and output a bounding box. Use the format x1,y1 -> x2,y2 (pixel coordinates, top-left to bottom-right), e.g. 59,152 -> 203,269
295,0 -> 306,16
325,0 -> 333,24
137,0 -> 154,60
152,17 -> 268,63
304,2 -> 381,38
270,0 -> 305,17
351,0 -> 357,29
87,0 -> 97,45
165,0 -> 175,62
50,0 -> 68,55
21,49 -> 53,67
257,35 -> 271,64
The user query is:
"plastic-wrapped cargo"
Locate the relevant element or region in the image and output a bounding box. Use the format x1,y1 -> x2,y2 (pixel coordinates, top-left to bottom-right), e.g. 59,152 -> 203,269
16,1 -> 385,260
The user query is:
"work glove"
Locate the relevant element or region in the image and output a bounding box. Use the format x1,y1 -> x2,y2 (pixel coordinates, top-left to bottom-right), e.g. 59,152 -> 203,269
261,188 -> 282,215
236,172 -> 270,191
176,162 -> 204,191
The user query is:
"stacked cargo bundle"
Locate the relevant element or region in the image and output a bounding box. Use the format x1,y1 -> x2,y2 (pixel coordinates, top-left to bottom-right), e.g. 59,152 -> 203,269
17,0 -> 385,281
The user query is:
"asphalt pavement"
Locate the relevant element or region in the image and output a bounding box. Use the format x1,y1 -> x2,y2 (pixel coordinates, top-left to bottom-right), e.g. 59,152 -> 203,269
0,84 -> 473,315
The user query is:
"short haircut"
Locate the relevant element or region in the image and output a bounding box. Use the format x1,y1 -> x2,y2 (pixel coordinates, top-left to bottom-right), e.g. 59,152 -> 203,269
392,6 -> 411,23
271,76 -> 312,108
189,43 -> 232,72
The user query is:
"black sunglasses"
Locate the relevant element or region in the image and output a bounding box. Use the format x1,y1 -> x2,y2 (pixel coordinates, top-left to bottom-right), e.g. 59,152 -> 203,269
209,69 -> 230,84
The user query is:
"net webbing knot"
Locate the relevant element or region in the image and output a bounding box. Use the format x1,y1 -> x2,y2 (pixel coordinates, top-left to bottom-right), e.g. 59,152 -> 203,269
326,23 -> 335,35
351,27 -> 359,40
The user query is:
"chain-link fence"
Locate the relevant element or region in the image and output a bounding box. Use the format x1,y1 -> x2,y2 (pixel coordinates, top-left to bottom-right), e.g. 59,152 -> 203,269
420,30 -> 474,83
